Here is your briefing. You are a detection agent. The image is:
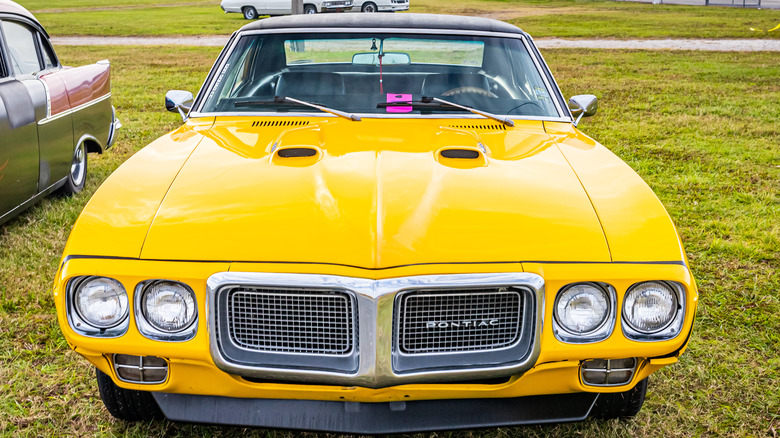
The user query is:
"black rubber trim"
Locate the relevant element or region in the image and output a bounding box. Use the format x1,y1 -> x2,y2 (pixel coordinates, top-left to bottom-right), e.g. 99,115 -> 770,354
277,147 -> 317,158
441,149 -> 480,159
61,254 -> 687,270
152,392 -> 597,433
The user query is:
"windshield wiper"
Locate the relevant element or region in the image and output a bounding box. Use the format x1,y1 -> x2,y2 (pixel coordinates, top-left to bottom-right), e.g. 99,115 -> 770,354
235,96 -> 361,121
378,96 -> 514,127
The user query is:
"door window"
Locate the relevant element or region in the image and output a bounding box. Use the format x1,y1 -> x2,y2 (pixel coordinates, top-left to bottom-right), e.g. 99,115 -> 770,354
0,47 -> 7,78
1,20 -> 42,75
38,34 -> 58,70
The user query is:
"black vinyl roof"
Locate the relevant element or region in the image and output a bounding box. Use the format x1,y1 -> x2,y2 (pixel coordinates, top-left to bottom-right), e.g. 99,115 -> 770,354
241,13 -> 526,36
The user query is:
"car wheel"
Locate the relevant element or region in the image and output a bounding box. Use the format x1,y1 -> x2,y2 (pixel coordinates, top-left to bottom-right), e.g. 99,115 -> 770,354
304,4 -> 317,13
58,142 -> 87,196
96,368 -> 164,421
590,377 -> 648,419
242,6 -> 258,19
361,2 -> 377,12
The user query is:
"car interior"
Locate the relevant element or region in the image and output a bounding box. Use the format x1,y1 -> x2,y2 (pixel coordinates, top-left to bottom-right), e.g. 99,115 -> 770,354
202,33 -> 559,117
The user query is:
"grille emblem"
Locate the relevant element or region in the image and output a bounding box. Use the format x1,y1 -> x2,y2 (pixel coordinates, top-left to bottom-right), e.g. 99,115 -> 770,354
425,319 -> 500,329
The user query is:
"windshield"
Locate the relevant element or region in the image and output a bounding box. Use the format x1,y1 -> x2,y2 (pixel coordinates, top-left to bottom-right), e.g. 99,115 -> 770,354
200,32 -> 560,118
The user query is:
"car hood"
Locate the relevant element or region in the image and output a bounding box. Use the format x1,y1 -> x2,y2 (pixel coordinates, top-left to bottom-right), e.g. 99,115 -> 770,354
130,117 -> 611,268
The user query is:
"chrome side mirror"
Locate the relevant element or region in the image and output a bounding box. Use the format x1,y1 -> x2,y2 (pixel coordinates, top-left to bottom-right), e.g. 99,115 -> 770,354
165,90 -> 194,122
568,94 -> 598,127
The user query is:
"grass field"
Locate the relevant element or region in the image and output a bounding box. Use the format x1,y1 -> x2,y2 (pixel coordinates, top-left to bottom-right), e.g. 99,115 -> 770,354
14,0 -> 780,38
0,40 -> 777,436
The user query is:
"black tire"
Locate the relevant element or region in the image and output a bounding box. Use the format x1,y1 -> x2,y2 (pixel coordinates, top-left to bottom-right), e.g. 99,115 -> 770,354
242,6 -> 258,19
591,377 -> 648,419
361,1 -> 377,12
96,368 -> 164,421
57,142 -> 87,197
304,4 -> 317,13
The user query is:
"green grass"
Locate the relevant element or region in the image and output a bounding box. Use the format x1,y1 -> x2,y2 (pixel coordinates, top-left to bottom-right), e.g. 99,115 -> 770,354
0,44 -> 778,437
14,0 -> 780,38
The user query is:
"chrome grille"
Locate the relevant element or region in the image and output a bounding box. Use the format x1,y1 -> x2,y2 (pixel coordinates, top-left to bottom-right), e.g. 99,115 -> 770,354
227,288 -> 354,355
398,288 -> 523,354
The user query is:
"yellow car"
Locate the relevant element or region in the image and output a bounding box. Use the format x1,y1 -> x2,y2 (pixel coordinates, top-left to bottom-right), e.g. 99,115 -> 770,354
54,14 -> 697,433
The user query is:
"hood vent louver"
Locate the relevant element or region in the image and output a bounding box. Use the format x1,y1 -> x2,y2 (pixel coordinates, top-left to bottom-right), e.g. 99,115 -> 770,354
277,147 -> 318,158
440,149 -> 480,159
252,120 -> 310,128
448,123 -> 506,131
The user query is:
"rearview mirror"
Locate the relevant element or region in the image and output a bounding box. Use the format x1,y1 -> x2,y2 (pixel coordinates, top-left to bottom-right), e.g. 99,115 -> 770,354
352,52 -> 411,66
165,90 -> 194,122
568,94 -> 598,126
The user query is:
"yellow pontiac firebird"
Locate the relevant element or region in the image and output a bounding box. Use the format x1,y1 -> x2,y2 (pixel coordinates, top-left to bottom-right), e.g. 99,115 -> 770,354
53,14 -> 697,433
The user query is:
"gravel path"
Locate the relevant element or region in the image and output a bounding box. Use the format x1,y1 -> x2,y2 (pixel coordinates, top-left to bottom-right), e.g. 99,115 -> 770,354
50,36 -> 780,51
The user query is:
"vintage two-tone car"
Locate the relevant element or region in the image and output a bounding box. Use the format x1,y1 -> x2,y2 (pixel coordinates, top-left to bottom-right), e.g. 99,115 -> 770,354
54,14 -> 697,433
0,0 -> 119,226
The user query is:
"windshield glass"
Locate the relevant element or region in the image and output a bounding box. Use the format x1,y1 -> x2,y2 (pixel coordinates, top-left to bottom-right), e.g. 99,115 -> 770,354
200,32 -> 560,117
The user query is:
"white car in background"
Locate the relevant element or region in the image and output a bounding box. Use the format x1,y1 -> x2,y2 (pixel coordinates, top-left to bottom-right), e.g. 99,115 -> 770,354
352,0 -> 409,13
221,0 -> 354,19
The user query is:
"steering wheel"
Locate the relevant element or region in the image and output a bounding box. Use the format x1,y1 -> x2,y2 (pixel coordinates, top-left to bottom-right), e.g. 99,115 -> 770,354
507,101 -> 544,115
441,87 -> 498,98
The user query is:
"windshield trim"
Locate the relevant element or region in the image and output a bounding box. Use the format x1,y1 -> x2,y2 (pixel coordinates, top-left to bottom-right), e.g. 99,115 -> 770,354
192,28 -> 570,121
188,110 -> 571,123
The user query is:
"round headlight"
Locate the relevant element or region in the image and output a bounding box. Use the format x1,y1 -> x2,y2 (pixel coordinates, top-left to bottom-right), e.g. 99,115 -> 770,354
141,281 -> 196,333
74,277 -> 128,329
623,281 -> 678,333
554,283 -> 611,335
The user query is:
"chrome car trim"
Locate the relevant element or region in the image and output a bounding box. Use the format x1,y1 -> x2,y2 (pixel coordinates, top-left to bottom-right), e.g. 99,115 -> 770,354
188,110 -> 571,123
134,280 -> 199,342
552,282 -> 617,344
65,276 -> 129,338
38,75 -> 52,118
622,281 -> 686,342
518,36 -> 566,118
113,354 -> 169,385
37,92 -> 111,125
579,358 -> 638,387
525,35 -> 573,121
207,272 -> 544,388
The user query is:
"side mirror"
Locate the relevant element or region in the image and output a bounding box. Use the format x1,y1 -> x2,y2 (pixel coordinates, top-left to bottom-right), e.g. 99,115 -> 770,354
165,90 -> 194,122
568,94 -> 598,126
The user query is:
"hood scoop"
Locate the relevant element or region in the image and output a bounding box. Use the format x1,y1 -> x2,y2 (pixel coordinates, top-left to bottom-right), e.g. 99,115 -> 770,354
269,124 -> 323,165
277,147 -> 318,158
435,127 -> 489,168
440,148 -> 480,159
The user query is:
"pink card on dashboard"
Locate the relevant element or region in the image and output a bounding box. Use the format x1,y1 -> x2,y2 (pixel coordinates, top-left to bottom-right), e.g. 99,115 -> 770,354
386,93 -> 412,113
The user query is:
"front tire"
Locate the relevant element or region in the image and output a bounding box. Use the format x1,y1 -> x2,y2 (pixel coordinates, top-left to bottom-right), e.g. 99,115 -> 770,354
58,142 -> 87,196
591,377 -> 648,419
304,4 -> 317,13
96,368 -> 163,421
242,6 -> 258,19
361,2 -> 377,12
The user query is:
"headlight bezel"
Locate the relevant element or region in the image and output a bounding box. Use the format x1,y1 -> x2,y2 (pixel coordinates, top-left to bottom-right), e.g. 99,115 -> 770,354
135,280 -> 198,341
552,282 -> 616,344
66,276 -> 130,338
622,280 -> 685,341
